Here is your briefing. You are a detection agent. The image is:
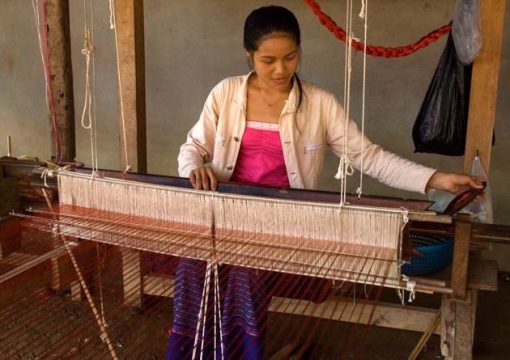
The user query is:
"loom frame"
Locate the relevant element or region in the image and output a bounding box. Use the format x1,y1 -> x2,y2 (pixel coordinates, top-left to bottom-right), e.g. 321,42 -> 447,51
5,163 -> 502,359
2,0 -> 506,358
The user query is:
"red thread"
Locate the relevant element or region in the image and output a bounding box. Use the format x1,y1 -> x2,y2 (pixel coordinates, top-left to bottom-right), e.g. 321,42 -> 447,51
304,0 -> 451,58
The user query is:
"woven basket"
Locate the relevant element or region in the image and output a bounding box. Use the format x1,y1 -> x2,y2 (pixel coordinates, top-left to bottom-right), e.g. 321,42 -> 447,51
402,234 -> 454,276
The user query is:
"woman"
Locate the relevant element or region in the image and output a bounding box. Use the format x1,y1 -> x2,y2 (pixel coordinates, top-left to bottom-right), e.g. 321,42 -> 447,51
168,5 -> 482,359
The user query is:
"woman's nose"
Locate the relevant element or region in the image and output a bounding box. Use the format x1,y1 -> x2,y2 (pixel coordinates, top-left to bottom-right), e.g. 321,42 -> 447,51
274,61 -> 286,74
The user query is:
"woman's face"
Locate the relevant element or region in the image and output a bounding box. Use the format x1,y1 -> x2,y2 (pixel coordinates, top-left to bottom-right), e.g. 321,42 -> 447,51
250,32 -> 300,91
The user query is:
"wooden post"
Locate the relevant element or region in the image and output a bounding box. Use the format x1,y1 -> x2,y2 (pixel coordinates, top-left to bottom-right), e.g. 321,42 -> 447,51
451,215 -> 472,299
441,291 -> 475,360
43,0 -> 75,163
113,0 -> 146,306
463,0 -> 506,174
114,0 -> 147,174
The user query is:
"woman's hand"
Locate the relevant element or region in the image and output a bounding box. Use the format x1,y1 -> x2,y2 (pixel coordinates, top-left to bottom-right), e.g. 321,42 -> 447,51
426,171 -> 484,194
189,166 -> 218,191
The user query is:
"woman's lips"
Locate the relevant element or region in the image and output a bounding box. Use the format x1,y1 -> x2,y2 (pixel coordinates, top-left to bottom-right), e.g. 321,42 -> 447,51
272,77 -> 288,84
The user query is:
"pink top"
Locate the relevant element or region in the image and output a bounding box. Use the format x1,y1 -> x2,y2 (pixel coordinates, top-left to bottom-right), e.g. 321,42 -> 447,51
230,121 -> 290,188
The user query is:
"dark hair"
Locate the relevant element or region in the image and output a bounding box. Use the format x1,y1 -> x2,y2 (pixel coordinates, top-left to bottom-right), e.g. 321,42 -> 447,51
243,6 -> 304,111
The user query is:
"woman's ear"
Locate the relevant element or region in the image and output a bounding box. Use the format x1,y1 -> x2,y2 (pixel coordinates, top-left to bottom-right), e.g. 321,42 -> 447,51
246,52 -> 254,69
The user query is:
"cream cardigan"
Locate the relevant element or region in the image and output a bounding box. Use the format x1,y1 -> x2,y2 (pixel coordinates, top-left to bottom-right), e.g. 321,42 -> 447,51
178,73 -> 436,193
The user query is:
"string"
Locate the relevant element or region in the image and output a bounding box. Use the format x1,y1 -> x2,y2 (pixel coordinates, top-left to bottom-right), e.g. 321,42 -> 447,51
108,0 -> 115,29
90,0 -> 99,172
339,0 -> 355,205
80,0 -> 99,174
41,189 -> 118,359
357,0 -> 368,198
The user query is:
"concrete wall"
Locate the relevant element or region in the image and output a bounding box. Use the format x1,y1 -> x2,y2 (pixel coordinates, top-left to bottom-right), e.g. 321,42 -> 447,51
1,1 -> 509,258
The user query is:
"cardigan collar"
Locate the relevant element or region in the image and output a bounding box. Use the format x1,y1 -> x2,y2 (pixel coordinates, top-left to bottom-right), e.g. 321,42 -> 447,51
233,71 -> 305,115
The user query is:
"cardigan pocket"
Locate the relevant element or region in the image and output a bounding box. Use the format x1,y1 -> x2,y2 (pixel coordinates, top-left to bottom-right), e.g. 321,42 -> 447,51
303,143 -> 323,153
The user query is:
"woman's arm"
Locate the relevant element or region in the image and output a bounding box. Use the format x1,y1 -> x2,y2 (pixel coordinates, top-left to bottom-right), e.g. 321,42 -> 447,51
426,171 -> 484,194
323,93 -> 483,195
177,84 -> 222,190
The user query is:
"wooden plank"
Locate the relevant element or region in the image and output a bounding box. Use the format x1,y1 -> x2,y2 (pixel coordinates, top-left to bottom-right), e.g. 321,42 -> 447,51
43,0 -> 75,162
121,247 -> 142,307
451,216 -> 472,299
441,291 -> 476,360
471,223 -> 510,244
269,296 -> 441,335
0,246 -> 67,285
463,0 -> 506,174
0,252 -> 39,267
113,0 -> 147,173
143,273 -> 174,297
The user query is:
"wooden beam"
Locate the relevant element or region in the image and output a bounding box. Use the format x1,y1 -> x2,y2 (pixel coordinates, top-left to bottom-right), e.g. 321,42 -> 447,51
114,0 -> 147,173
464,0 -> 506,174
451,215 -> 472,299
43,0 -> 75,163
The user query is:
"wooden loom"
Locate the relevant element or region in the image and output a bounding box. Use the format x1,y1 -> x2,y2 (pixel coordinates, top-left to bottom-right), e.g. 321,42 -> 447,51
1,0 -> 506,358
1,164 -> 500,359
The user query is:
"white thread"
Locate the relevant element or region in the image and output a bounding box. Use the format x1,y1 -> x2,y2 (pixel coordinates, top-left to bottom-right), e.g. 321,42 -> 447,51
334,154 -> 354,180
213,261 -> 225,360
338,0 -> 355,206
80,29 -> 93,131
397,259 -> 410,268
199,262 -> 213,360
396,287 -> 405,305
56,171 -> 408,287
358,0 -> 369,198
406,280 -> 416,303
359,0 -> 367,19
192,262 -> 211,360
398,274 -> 417,304
108,0 -> 115,29
40,168 -> 54,188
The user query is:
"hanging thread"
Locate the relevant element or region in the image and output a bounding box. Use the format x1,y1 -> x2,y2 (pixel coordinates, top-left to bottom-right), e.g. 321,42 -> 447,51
80,0 -> 99,173
357,0 -> 369,198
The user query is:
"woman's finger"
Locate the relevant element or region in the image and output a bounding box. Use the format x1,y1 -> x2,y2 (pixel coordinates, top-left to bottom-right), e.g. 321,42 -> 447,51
205,167 -> 218,191
199,167 -> 210,191
190,170 -> 202,190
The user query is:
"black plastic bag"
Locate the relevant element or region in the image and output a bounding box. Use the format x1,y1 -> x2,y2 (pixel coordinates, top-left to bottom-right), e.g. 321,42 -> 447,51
413,33 -> 472,156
